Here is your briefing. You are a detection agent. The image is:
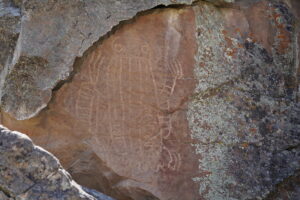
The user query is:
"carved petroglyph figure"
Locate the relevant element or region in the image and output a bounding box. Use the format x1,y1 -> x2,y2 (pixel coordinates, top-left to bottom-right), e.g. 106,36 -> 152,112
61,29 -> 188,179
0,8 -> 199,200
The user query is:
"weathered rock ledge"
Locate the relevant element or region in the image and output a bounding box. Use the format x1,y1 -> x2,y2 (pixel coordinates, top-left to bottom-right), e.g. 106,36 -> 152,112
0,125 -> 114,200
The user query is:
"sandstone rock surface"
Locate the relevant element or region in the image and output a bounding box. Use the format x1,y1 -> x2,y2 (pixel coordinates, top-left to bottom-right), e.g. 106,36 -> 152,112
0,125 -> 114,200
0,0 -> 299,200
3,6 -> 200,200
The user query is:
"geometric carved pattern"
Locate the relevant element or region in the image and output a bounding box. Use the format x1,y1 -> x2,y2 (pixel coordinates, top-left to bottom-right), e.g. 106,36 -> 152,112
60,8 -> 199,200
65,38 -> 184,173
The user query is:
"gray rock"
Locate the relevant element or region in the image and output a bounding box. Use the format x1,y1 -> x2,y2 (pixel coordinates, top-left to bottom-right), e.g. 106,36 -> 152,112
188,1 -> 300,199
83,187 -> 115,200
0,125 -> 114,200
0,0 -> 20,96
0,0 -> 194,120
0,191 -> 11,200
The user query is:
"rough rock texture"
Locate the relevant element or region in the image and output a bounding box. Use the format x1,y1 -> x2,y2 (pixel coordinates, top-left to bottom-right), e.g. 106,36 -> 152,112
0,0 -> 20,90
0,0 -> 299,200
58,7 -> 198,200
0,0 -> 194,120
2,7 -> 200,200
0,125 -> 114,200
189,1 -> 300,199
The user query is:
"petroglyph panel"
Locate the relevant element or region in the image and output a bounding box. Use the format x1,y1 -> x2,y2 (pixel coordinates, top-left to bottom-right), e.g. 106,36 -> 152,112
0,7 -> 199,200
58,8 -> 199,200
2,2 -> 299,200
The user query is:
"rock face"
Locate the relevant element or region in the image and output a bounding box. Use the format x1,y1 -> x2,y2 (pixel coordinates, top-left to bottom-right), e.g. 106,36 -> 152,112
2,7 -> 200,200
190,1 -> 300,199
0,125 -> 114,200
58,8 -> 198,200
0,0 -> 299,200
0,0 -> 194,120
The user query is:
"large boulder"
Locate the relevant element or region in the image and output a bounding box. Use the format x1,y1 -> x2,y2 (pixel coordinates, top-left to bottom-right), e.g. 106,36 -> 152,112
0,125 -> 114,200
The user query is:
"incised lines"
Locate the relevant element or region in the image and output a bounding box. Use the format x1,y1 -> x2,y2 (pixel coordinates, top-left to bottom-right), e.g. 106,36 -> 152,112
63,37 -> 186,173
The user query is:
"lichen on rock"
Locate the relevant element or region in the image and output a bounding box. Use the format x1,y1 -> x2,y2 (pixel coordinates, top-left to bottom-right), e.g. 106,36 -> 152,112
0,125 -> 114,200
0,0 -> 299,200
188,1 -> 300,199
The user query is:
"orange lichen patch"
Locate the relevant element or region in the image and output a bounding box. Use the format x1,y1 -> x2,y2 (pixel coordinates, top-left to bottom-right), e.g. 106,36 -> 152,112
201,122 -> 212,130
222,29 -> 228,35
235,28 -> 241,35
237,43 -> 244,49
222,29 -> 239,58
226,48 -> 238,58
199,62 -> 205,68
224,36 -> 233,46
241,143 -> 249,148
247,32 -> 258,43
273,13 -> 282,21
270,6 -> 293,54
277,23 -> 285,29
198,171 -> 212,177
277,33 -> 291,53
249,128 -> 257,134
277,34 -> 287,39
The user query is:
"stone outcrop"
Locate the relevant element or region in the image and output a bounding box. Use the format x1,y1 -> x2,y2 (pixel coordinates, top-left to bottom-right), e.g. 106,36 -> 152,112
0,125 -> 114,200
0,0 -> 299,200
190,1 -> 300,199
0,0 -> 194,120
